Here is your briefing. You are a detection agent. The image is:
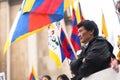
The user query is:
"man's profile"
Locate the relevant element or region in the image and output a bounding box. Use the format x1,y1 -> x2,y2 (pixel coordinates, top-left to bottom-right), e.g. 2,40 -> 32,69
70,20 -> 118,80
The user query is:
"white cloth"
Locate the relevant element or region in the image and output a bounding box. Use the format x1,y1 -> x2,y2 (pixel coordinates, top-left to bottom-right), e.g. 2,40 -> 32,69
82,65 -> 120,80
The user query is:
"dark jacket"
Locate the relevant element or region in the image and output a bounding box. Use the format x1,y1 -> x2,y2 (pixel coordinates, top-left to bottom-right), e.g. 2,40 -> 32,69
70,36 -> 115,80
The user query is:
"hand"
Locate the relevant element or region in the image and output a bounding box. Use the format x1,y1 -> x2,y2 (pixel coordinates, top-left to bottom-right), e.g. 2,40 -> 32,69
110,58 -> 119,73
82,58 -> 85,62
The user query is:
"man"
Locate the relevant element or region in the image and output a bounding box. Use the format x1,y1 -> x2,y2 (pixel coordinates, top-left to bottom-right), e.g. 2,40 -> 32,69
70,20 -> 119,80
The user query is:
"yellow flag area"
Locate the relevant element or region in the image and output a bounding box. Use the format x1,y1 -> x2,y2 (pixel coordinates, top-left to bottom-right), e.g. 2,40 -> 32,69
29,66 -> 37,80
32,66 -> 37,78
49,49 -> 62,67
23,0 -> 35,13
75,7 -> 80,23
74,0 -> 85,24
102,12 -> 108,38
117,35 -> 120,61
64,0 -> 76,11
117,51 -> 120,61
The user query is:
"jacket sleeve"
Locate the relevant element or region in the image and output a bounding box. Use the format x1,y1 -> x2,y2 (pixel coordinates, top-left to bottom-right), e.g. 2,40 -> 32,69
70,58 -> 83,75
77,40 -> 111,78
106,41 -> 116,58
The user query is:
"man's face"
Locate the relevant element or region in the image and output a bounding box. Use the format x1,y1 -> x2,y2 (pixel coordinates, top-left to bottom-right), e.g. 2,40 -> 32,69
78,26 -> 94,44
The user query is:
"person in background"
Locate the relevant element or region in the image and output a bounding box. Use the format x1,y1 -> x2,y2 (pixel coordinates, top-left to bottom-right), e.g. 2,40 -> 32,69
116,0 -> 120,16
57,74 -> 69,80
70,20 -> 119,80
41,75 -> 51,80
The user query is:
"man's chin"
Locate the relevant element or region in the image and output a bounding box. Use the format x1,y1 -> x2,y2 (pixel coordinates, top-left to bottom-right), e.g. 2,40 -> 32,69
80,40 -> 84,43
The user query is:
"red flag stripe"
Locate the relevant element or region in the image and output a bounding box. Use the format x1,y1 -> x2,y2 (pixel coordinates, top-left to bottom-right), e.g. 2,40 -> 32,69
33,0 -> 63,14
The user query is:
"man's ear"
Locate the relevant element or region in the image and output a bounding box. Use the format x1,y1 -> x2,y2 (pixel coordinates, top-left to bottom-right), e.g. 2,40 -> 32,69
89,30 -> 94,35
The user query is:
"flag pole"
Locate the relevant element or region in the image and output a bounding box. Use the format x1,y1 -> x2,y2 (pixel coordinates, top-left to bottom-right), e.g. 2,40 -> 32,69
113,0 -> 120,24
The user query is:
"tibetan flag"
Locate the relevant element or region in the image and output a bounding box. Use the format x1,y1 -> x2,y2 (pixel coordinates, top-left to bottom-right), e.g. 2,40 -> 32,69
59,26 -> 75,60
75,1 -> 85,24
71,9 -> 81,52
78,1 -> 85,21
29,67 -> 37,80
102,11 -> 108,38
48,23 -> 65,67
4,0 -> 64,53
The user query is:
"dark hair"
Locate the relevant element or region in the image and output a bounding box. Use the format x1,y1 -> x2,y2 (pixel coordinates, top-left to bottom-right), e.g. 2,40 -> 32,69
42,75 -> 51,80
57,74 -> 69,80
77,20 -> 99,37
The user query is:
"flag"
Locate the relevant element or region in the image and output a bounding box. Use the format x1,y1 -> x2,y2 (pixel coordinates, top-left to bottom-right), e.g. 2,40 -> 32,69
70,1 -> 85,52
71,8 -> 81,52
64,0 -> 76,11
78,1 -> 85,21
117,50 -> 120,61
59,26 -> 75,60
29,66 -> 37,80
101,11 -> 108,38
75,0 -> 85,24
48,23 -> 65,67
117,35 -> 120,61
4,0 -> 64,53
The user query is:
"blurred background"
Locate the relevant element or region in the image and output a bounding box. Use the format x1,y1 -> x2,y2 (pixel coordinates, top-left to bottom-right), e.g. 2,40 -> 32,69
0,0 -> 120,80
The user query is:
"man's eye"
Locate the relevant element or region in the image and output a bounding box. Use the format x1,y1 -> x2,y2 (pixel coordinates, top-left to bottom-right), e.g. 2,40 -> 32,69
79,30 -> 82,33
